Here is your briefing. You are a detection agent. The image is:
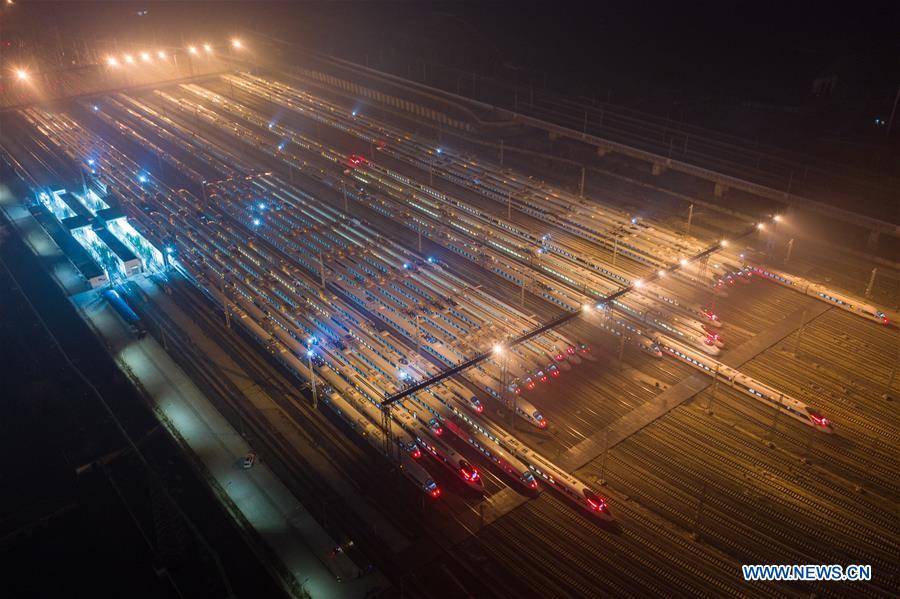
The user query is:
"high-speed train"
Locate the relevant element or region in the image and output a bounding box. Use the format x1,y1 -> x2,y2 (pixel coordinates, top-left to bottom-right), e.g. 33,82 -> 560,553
750,265 -> 890,326
28,91 -> 616,519
661,337 -> 833,432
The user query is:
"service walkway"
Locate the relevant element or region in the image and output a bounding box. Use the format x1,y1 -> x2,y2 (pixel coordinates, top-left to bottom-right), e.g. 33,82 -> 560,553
558,300 -> 833,473
71,287 -> 389,598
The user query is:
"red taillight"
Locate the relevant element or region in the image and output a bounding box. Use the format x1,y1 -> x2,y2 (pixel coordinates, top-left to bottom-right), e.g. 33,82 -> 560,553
527,382 -> 535,389
431,487 -> 441,497
567,346 -> 576,355
551,370 -> 560,377
476,404 -> 484,413
515,388 -> 522,395
540,375 -> 548,382
555,353 -> 564,361
539,420 -> 548,429
411,448 -> 421,459
529,480 -> 538,489
883,318 -> 890,326
810,414 -> 830,427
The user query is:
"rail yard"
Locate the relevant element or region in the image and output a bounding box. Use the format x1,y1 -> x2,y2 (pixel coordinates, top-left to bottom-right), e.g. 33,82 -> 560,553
2,45 -> 898,598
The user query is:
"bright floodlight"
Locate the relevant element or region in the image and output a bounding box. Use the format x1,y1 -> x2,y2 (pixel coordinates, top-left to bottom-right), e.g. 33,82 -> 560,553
15,69 -> 28,81
679,258 -> 689,267
203,43 -> 212,53
658,269 -> 666,277
634,279 -> 644,288
140,51 -> 151,62
124,54 -> 134,64
582,303 -> 592,313
773,214 -> 782,223
493,343 -> 504,355
188,46 -> 198,55
756,223 -> 765,231
107,56 -> 119,67
720,239 -> 729,247
157,50 -> 166,59
231,39 -> 243,49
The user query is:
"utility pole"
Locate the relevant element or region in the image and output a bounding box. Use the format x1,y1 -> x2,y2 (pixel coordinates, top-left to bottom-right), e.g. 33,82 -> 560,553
617,333 -> 625,370
793,310 -> 808,356
220,277 -> 231,329
598,428 -> 609,485
784,238 -> 794,264
768,393 -> 785,445
801,421 -> 815,464
499,139 -> 504,166
706,363 -> 719,414
686,203 -> 693,235
307,351 -> 317,409
865,267 -> 877,298
319,253 -> 326,288
691,483 -> 707,540
612,236 -> 619,267
579,166 -> 586,198
887,83 -> 900,138
885,349 -> 898,399
507,190 -> 512,220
